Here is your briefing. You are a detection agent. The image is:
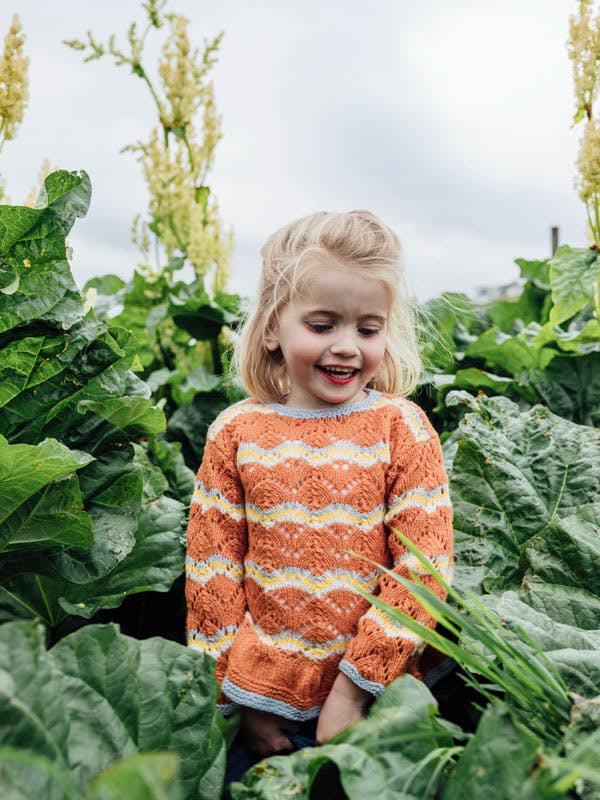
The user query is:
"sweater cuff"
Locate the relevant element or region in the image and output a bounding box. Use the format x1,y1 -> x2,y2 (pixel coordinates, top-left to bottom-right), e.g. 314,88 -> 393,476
216,687 -> 241,717
338,660 -> 385,698
216,700 -> 240,717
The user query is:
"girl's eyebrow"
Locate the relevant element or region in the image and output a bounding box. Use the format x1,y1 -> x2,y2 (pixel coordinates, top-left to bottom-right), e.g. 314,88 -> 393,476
303,308 -> 387,322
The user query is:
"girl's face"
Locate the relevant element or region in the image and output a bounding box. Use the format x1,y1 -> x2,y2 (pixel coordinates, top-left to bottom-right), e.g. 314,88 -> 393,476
265,257 -> 389,409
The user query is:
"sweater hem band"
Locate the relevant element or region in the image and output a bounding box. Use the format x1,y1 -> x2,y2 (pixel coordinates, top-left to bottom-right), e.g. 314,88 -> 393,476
222,677 -> 322,721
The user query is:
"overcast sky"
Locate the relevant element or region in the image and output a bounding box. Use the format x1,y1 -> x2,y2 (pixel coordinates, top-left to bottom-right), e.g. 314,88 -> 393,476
2,0 -> 586,301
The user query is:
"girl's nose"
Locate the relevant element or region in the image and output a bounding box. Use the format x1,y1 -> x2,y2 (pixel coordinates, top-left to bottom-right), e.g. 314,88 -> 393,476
329,331 -> 360,357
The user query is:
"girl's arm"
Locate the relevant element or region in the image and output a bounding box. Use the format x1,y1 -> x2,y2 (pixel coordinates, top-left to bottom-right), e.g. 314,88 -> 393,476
339,403 -> 453,701
316,672 -> 370,744
185,431 -> 248,714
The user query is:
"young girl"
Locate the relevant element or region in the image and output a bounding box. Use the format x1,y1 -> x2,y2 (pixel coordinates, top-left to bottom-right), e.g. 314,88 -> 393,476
185,210 -> 453,778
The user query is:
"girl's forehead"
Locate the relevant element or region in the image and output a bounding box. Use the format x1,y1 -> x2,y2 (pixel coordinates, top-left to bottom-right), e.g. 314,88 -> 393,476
291,262 -> 390,311
292,254 -> 354,296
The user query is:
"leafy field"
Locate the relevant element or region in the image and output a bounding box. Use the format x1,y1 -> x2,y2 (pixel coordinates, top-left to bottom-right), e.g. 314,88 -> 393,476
1,171 -> 599,798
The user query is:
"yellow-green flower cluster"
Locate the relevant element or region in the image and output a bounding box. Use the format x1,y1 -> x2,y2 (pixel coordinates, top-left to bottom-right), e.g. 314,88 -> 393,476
568,0 -> 600,244
134,117 -> 231,282
187,200 -> 233,288
140,126 -> 188,254
159,15 -> 199,131
577,118 -> 600,202
0,14 -> 29,148
568,0 -> 600,122
156,16 -> 223,158
130,15 -> 230,281
67,4 -> 232,291
143,0 -> 165,30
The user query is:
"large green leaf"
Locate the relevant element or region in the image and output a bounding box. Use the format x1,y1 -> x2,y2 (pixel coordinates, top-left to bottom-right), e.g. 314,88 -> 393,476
0,171 -> 90,334
516,257 -> 551,289
524,353 -> 600,427
78,396 -> 166,437
0,436 -> 93,553
548,246 -> 600,326
0,620 -> 225,800
534,312 -> 600,354
0,746 -> 79,800
1,475 -> 89,554
52,448 -> 143,583
0,177 -> 196,630
489,593 -> 600,698
57,494 -> 186,620
465,325 -> 555,374
0,748 -> 183,800
83,752 -> 182,800
448,392 -> 600,595
167,278 -> 232,339
145,437 -> 195,506
169,366 -> 223,406
100,270 -> 171,369
487,281 -> 551,330
522,504 -> 600,630
0,460 -> 184,626
0,436 -> 93,525
441,703 -> 561,799
0,320 -> 140,446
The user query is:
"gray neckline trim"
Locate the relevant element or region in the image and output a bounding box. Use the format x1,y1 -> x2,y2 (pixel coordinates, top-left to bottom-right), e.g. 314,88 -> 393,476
266,389 -> 380,419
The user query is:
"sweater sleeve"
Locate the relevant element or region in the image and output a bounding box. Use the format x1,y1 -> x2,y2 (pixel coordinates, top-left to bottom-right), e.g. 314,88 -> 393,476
339,403 -> 453,696
185,426 -> 248,715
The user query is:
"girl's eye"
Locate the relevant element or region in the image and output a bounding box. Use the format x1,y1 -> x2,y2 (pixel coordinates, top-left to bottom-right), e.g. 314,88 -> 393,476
359,327 -> 380,337
308,323 -> 331,333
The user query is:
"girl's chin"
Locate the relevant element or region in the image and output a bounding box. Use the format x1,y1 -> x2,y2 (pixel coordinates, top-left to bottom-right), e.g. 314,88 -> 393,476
312,381 -> 368,407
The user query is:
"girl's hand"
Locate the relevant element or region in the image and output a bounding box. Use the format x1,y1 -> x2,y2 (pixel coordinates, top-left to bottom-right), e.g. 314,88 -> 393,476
316,672 -> 371,744
241,707 -> 300,759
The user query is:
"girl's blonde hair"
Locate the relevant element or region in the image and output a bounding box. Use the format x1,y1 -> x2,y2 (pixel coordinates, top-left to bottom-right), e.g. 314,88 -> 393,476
234,209 -> 422,403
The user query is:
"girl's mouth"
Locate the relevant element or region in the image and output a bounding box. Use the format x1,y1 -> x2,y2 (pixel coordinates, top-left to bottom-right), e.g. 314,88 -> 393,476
317,366 -> 359,385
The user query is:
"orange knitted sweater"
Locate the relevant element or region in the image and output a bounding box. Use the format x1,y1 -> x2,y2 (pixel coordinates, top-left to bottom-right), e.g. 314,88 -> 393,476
185,389 -> 453,720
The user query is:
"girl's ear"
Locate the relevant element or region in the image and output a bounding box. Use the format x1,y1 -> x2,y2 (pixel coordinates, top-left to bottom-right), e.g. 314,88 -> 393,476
264,326 -> 280,352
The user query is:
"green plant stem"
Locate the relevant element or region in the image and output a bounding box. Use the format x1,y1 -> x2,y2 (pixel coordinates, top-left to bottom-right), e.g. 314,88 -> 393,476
181,130 -> 196,175
136,62 -> 166,123
2,587 -> 43,622
34,575 -> 55,626
594,196 -> 600,246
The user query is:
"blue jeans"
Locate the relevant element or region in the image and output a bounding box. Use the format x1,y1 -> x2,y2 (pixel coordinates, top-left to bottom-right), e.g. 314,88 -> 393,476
224,718 -> 318,787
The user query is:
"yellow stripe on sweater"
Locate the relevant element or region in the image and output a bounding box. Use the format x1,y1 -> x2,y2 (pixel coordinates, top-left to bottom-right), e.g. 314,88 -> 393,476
186,554 -> 244,585
246,501 -> 385,531
362,607 -> 423,644
244,561 -> 379,595
237,440 -> 390,468
192,481 -> 245,520
187,625 -> 237,658
386,484 -> 451,519
208,401 -> 275,439
251,620 -> 351,660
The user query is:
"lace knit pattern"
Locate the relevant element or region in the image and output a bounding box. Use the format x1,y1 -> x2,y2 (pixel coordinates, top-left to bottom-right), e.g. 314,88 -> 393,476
185,389 -> 453,720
